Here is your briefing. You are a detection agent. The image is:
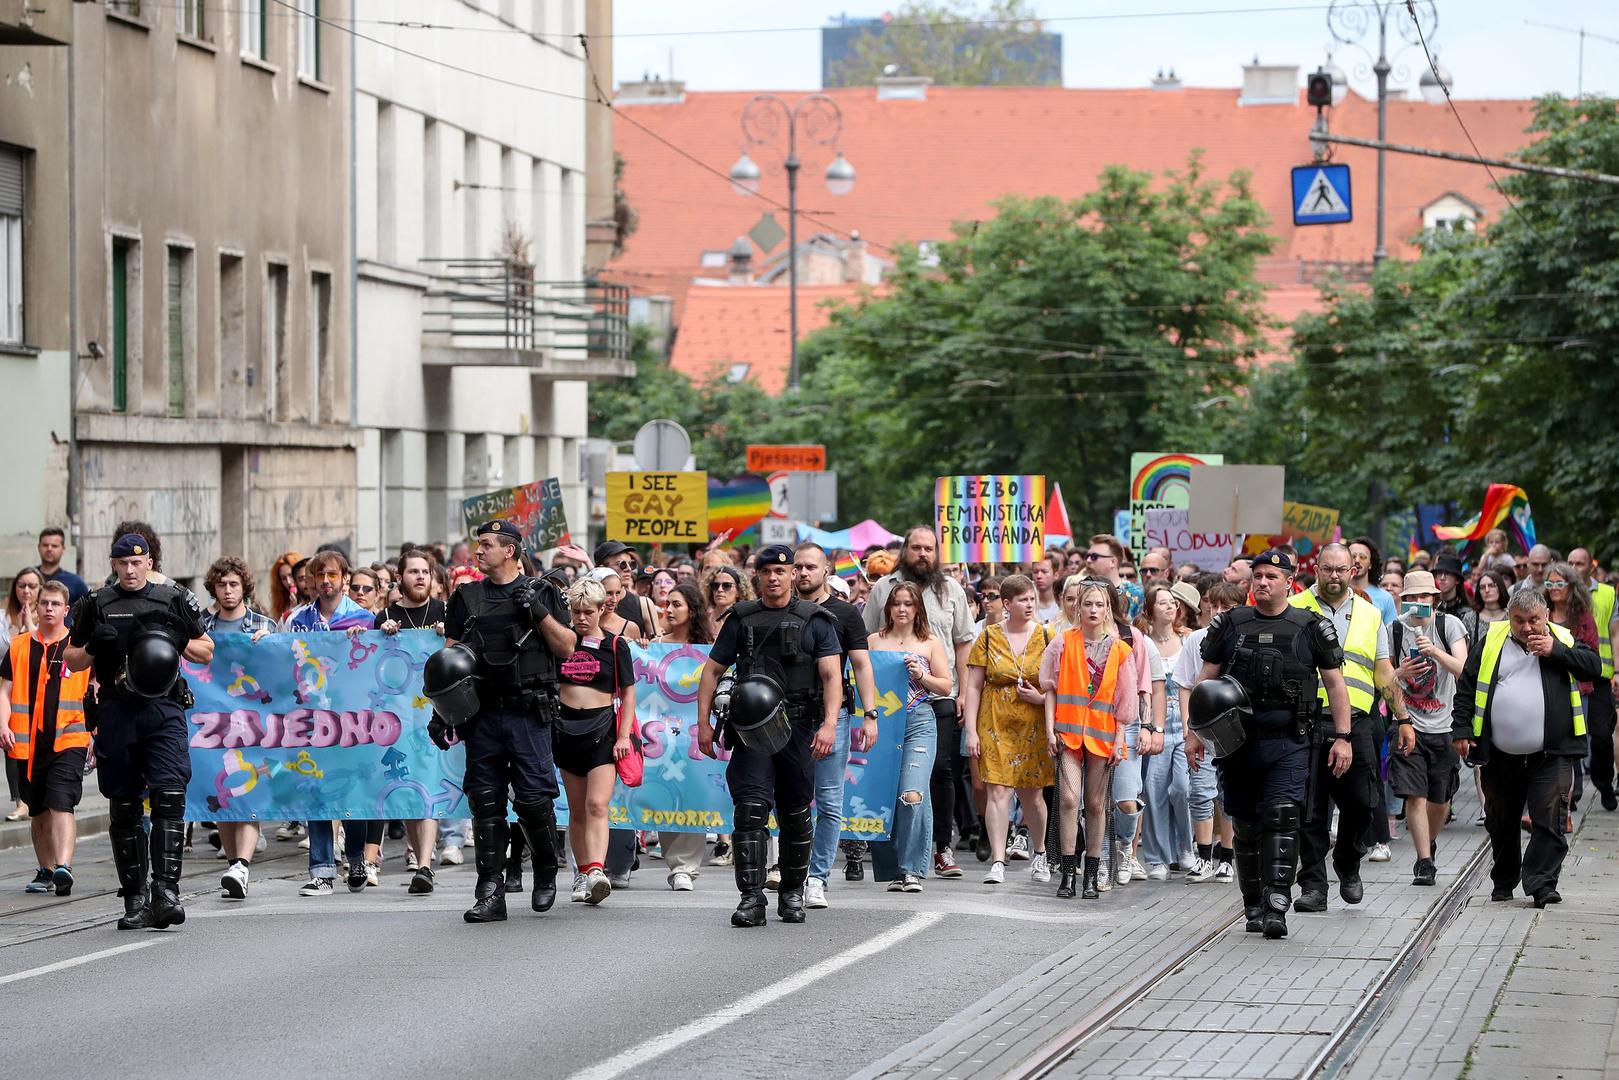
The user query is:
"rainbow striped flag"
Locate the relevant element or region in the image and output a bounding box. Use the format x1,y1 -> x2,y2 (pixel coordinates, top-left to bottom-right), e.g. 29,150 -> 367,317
1434,484 -> 1537,551
934,475 -> 1047,562
834,554 -> 860,580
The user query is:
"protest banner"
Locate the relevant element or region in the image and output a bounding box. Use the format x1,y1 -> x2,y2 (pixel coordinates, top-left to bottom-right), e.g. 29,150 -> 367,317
1128,452 -> 1223,557
934,475 -> 1046,562
186,633 -> 907,838
461,477 -> 570,556
1280,501 -> 1340,548
1141,507 -> 1242,572
606,471 -> 709,544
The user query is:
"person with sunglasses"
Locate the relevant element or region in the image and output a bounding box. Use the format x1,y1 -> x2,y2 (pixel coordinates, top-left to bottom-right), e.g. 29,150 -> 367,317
594,541 -> 658,641
1086,534 -> 1144,621
702,565 -> 751,632
347,568 -> 386,615
284,550 -> 375,633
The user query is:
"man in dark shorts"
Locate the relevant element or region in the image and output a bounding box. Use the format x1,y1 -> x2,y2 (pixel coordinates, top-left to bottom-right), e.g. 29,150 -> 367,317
2,581 -> 91,895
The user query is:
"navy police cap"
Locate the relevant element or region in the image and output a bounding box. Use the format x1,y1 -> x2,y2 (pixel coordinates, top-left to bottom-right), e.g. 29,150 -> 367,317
110,533 -> 149,558
1252,548 -> 1295,573
475,519 -> 520,539
756,544 -> 794,566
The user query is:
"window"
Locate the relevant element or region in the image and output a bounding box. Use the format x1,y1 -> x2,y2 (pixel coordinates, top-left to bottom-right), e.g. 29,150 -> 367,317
297,0 -> 319,78
240,0 -> 265,59
266,262 -> 288,419
111,238 -> 136,412
165,245 -> 193,417
177,0 -> 204,38
558,168 -> 578,277
726,363 -> 750,383
217,252 -> 245,415
309,271 -> 331,422
0,148 -> 22,345
106,1 -> 142,17
699,250 -> 727,269
463,133 -> 480,255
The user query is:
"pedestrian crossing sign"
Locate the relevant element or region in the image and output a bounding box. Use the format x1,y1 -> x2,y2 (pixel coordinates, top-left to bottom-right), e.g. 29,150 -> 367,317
1291,163 -> 1353,225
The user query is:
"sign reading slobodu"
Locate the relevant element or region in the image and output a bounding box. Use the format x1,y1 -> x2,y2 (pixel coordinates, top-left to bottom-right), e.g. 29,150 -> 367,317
461,477 -> 570,556
934,475 -> 1046,562
606,471 -> 709,543
1141,507 -> 1242,572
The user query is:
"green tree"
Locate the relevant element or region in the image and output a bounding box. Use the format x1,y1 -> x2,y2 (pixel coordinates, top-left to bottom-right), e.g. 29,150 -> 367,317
828,0 -> 1057,88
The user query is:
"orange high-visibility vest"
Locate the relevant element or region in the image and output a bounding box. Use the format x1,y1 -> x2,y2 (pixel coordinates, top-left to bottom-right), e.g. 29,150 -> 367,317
6,632 -> 91,777
1052,629 -> 1130,757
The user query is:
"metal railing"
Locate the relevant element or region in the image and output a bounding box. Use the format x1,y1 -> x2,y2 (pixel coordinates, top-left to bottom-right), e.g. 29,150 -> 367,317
420,259 -> 630,365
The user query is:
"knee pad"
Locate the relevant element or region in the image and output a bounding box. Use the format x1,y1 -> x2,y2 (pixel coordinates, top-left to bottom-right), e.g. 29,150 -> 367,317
733,799 -> 772,832
468,786 -> 507,821
778,803 -> 813,839
148,788 -> 186,822
108,798 -> 145,832
1230,818 -> 1262,848
1261,801 -> 1301,832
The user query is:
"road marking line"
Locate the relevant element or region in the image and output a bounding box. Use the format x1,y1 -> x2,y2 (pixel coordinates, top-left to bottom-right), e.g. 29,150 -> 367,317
566,911 -> 943,1080
0,939 -> 162,986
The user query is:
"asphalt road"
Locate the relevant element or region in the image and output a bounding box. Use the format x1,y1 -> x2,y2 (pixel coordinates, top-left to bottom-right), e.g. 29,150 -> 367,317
0,831 -> 1165,1080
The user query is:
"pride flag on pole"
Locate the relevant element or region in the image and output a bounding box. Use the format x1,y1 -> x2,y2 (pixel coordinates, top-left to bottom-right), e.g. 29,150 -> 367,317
834,554 -> 861,580
1433,484 -> 1537,552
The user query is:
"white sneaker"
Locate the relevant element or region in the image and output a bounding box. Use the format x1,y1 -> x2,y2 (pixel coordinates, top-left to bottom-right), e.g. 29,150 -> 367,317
585,868 -> 612,905
1185,857 -> 1217,884
669,872 -> 695,892
765,865 -> 782,891
439,845 -> 463,866
214,847 -> 228,861
275,822 -> 305,841
364,862 -> 380,888
804,878 -> 828,908
221,861 -> 250,899
1126,855 -> 1148,882
984,860 -> 1006,885
1147,863 -> 1170,881
1007,830 -> 1032,861
901,874 -> 923,893
570,872 -> 589,902
298,878 -> 332,897
1214,860 -> 1234,883
256,833 -> 268,852
1368,842 -> 1393,863
297,836 -> 310,850
1176,850 -> 1198,871
1029,852 -> 1052,883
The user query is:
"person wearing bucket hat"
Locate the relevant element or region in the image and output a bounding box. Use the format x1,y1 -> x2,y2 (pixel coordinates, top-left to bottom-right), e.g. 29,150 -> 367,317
1188,548 -> 1353,940
1430,552 -> 1480,645
695,544 -> 845,928
63,530 -> 214,931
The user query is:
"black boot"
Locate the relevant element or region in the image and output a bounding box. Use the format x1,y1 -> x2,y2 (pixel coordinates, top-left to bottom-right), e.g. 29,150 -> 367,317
504,825 -> 526,894
776,804 -> 813,924
463,817 -> 509,923
147,790 -> 188,929
842,839 -> 866,881
730,800 -> 770,928
1081,855 -> 1100,899
1056,854 -> 1078,899
515,800 -> 560,913
109,799 -> 153,931
1261,801 -> 1302,941
1233,819 -> 1265,932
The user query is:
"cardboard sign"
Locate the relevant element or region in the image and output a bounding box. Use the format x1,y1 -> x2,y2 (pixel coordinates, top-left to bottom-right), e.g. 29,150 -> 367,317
606,472 -> 709,543
1280,501 -> 1340,547
746,444 -> 826,473
1142,507 -> 1242,572
461,477 -> 570,555
1128,452 -> 1223,557
934,475 -> 1046,562
1188,464 -> 1286,535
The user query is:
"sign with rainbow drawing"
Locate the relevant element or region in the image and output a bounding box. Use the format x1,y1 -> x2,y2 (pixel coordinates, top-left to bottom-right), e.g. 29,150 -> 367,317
1128,452 -> 1224,557
934,475 -> 1046,562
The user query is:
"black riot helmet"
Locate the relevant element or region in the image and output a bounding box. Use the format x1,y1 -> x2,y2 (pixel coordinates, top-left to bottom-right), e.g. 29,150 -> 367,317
1188,675 -> 1253,759
423,643 -> 481,726
727,671 -> 786,730
123,627 -> 182,699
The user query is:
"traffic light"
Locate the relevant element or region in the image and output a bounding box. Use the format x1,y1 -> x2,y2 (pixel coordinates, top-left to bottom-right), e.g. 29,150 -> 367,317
1306,68 -> 1334,108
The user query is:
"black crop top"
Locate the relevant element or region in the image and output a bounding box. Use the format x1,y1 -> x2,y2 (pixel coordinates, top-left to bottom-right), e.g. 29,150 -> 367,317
560,634 -> 634,694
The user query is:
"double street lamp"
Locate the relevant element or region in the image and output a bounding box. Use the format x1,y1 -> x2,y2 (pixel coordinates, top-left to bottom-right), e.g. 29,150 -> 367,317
1326,0 -> 1450,264
729,94 -> 856,390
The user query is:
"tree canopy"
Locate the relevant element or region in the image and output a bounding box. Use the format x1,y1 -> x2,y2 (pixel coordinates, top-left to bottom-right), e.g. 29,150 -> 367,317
827,0 -> 1058,88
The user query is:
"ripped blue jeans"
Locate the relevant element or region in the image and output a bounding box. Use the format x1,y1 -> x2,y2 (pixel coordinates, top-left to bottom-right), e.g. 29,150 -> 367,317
889,700 -> 939,878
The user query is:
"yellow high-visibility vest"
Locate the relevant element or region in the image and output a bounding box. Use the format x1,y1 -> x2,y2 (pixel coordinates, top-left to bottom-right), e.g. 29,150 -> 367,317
1471,619 -> 1585,739
1290,589 -> 1380,713
1591,581 -> 1615,681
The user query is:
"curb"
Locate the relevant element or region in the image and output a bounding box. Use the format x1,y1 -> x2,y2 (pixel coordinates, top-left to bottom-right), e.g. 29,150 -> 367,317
0,808 -> 112,852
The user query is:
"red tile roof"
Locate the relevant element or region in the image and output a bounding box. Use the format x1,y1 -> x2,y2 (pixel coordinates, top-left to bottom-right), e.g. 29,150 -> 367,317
613,84 -> 1540,391
669,282 -> 872,395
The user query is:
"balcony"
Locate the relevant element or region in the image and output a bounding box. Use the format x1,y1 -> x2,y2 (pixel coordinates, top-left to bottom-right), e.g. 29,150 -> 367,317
420,259 -> 634,380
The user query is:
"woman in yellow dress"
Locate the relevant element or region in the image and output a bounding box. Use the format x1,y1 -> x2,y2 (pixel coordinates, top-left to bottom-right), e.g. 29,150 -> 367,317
962,574 -> 1056,886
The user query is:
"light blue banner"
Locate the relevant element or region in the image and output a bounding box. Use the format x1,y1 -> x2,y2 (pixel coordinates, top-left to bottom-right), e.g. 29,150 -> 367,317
185,632 -> 915,838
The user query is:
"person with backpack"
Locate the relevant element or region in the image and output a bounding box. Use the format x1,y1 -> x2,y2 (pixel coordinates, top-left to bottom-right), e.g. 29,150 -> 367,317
1388,571 -> 1470,886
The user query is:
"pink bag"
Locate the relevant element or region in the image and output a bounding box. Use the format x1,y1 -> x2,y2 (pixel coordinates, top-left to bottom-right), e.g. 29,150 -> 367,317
609,634 -> 645,788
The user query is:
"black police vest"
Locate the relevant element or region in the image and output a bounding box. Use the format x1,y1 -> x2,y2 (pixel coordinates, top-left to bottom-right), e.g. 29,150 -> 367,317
1221,606 -> 1321,713
90,583 -> 191,696
456,578 -> 558,690
733,598 -> 829,707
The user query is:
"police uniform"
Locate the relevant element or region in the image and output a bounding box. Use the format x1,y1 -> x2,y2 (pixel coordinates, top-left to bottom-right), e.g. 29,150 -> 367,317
1199,550 -> 1343,937
442,520 -> 569,923
69,533 -> 206,930
707,545 -> 842,927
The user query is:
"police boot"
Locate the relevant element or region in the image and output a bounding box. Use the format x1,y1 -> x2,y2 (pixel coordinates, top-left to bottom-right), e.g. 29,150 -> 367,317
109,798 -> 153,931
1260,801 -> 1302,941
464,817 -> 510,924
1232,819 -> 1265,933
504,826 -> 526,895
515,799 -> 560,913
1081,856 -> 1101,900
1056,854 -> 1078,899
147,789 -> 188,929
775,804 -> 814,924
730,800 -> 771,928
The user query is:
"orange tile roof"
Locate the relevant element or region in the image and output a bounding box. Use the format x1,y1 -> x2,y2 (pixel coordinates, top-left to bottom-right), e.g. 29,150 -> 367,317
613,84 -> 1539,391
669,282 -> 874,395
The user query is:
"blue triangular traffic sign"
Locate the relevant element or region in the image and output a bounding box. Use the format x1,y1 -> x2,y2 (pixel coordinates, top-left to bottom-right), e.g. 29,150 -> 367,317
1292,164 -> 1353,225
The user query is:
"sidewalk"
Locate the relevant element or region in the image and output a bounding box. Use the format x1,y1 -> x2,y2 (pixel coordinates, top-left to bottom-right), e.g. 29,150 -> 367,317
0,794 -> 110,852
1347,798 -> 1619,1080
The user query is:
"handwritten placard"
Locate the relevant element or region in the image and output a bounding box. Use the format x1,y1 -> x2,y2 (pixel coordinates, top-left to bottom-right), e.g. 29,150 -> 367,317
1141,506 -> 1242,572
461,478 -> 570,556
606,471 -> 709,543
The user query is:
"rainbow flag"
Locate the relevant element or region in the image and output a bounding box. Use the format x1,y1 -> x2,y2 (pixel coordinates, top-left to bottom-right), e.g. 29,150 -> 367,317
934,475 -> 1047,562
1434,484 -> 1537,552
834,554 -> 860,580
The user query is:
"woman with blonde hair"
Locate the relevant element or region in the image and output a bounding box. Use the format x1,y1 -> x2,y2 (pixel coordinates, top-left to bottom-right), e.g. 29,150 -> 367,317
1040,580 -> 1139,899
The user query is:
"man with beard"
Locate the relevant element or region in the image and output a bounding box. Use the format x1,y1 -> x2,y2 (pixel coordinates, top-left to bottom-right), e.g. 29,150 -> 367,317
864,527 -> 977,878
1288,543 -> 1409,912
378,547 -> 448,894
793,543 -> 878,908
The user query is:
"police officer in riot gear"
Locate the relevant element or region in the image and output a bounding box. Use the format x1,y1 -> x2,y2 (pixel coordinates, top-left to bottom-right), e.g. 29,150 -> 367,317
695,545 -> 845,928
1186,549 -> 1352,940
64,533 -> 214,930
439,519 -> 575,924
